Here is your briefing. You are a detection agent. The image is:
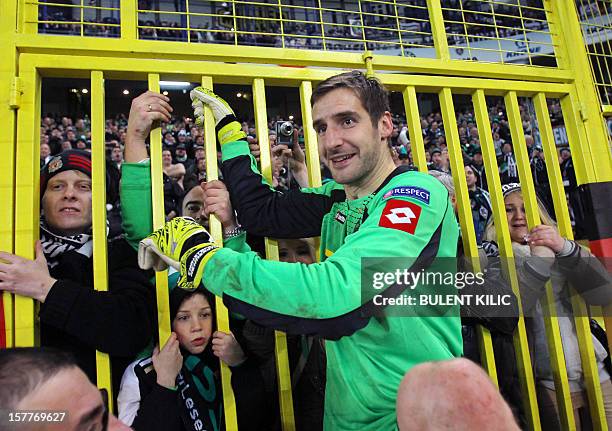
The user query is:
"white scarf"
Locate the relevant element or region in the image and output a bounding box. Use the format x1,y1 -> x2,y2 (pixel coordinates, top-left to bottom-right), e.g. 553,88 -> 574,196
40,217 -> 93,269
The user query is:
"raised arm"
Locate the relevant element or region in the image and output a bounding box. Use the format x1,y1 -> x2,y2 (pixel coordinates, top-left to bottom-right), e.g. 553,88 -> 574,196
191,87 -> 337,238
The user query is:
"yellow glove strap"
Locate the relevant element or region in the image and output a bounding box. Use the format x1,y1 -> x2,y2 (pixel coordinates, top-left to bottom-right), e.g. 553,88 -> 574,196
217,122 -> 247,146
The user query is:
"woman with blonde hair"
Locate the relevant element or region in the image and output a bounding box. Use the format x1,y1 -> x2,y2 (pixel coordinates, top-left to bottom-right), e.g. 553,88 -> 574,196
484,183 -> 612,429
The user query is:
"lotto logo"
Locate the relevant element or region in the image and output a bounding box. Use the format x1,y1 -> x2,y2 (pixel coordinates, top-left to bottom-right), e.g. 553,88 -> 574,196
379,199 -> 422,234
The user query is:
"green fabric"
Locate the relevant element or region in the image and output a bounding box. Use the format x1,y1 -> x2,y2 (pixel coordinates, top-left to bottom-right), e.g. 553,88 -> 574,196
120,161 -> 154,250
220,140 -> 250,163
203,165 -> 462,430
120,162 -> 249,254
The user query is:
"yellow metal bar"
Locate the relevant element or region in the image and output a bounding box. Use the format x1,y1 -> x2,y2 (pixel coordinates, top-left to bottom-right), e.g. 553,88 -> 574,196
536,92 -> 608,430
20,0 -> 38,34
401,86 -> 427,172
185,0 -> 191,43
549,0 -> 612,183
504,91 -> 540,429
299,81 -> 321,187
357,0 -> 367,51
14,36 -> 574,83
426,0 -> 450,60
438,87 -> 498,384
120,0 -> 137,40
316,0 -> 326,51
230,0 -> 238,46
0,0 -> 18,348
298,80 -> 322,259
562,88 -> 612,430
90,70 -> 114,410
532,92 -> 576,430
276,0 -> 285,49
560,90 -> 596,185
147,74 -> 171,348
391,0 -> 404,57
14,64 -> 40,347
253,77 -> 296,431
200,76 -> 239,431
17,53 -> 575,98
79,0 -> 84,37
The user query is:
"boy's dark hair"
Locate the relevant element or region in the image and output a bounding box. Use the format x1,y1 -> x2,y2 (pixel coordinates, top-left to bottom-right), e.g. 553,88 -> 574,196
311,71 -> 390,127
0,347 -> 76,408
170,286 -> 216,322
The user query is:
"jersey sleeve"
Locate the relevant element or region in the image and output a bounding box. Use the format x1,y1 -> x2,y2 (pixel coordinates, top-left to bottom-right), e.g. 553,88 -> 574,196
202,172 -> 458,339
220,140 -> 342,238
117,360 -> 142,426
120,161 -> 154,250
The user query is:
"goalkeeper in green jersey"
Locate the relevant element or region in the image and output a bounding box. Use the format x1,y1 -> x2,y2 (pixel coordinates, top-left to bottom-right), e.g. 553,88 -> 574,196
139,71 -> 462,430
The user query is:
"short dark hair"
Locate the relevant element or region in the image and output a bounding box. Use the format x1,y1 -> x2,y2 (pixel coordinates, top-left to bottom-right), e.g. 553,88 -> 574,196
0,347 -> 77,408
311,71 -> 390,126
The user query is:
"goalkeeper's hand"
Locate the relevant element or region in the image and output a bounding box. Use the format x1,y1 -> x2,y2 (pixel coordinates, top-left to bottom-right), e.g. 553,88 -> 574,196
190,87 -> 246,146
138,217 -> 219,290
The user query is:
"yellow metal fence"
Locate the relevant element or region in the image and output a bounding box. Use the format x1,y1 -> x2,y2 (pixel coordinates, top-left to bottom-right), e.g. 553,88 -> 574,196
2,1 -> 612,431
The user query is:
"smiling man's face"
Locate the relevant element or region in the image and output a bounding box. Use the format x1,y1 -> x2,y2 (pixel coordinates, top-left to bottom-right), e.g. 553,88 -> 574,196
312,88 -> 392,188
42,170 -> 92,236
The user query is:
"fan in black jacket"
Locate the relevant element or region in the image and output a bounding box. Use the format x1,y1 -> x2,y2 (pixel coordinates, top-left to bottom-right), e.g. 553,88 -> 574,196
0,150 -> 155,390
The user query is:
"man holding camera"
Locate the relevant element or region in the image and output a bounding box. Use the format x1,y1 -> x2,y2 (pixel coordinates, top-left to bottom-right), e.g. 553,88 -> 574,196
140,71 -> 461,430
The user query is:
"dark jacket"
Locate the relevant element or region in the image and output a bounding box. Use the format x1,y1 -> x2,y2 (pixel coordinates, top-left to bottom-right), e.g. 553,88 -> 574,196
459,240 -> 523,426
39,237 -> 155,390
123,353 -> 267,431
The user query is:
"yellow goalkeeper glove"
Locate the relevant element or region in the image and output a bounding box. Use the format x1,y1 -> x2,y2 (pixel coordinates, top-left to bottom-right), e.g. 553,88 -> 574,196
190,86 -> 246,146
139,217 -> 219,290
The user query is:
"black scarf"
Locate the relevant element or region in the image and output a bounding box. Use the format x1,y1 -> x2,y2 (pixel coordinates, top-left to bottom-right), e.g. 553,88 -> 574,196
176,349 -> 223,431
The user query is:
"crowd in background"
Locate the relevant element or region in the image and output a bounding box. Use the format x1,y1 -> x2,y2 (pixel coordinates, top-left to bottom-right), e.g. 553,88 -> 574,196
37,0 -> 553,53
39,94 -> 581,243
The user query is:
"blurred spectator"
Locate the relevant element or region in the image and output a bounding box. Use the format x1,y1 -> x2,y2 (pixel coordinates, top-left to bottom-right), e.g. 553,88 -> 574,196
396,359 -> 520,431
465,164 -> 492,244
428,147 -> 444,171
40,142 -> 52,167
173,143 -> 193,171
499,142 -> 519,184
470,148 -> 487,190
110,145 -> 124,170
0,347 -> 130,430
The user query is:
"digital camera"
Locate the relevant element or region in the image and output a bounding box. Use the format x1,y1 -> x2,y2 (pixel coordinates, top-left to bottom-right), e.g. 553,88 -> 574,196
275,121 -> 294,147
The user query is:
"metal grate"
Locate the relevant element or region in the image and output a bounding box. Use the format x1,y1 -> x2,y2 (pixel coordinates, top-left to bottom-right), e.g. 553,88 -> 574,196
442,0 -> 557,65
575,0 -> 612,107
33,0 -> 563,65
37,0 -> 120,37
135,0 -> 436,55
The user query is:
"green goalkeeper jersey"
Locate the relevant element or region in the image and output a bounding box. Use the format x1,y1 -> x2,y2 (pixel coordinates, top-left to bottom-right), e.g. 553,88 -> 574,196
202,140 -> 462,430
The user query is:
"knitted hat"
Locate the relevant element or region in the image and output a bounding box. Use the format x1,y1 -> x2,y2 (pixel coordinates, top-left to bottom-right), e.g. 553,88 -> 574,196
466,164 -> 480,184
40,150 -> 91,198
501,182 -> 521,198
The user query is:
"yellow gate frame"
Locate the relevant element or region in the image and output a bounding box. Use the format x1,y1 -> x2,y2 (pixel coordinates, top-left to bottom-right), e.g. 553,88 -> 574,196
2,1 -> 612,430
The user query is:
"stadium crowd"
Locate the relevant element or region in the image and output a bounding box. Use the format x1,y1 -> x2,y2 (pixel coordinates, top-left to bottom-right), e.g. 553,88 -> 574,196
1,71 -> 609,431
38,92 -> 579,243
37,0 -> 552,53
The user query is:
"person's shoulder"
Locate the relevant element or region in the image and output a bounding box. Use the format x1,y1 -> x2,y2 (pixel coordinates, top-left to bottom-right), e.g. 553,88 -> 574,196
300,179 -> 344,197
129,355 -> 157,382
377,169 -> 448,207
